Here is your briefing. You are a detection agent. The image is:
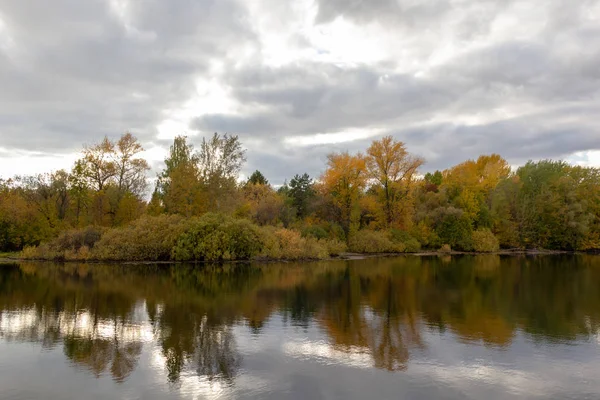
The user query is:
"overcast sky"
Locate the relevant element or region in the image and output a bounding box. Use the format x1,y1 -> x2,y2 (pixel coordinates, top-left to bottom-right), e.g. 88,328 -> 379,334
1,0 -> 599,184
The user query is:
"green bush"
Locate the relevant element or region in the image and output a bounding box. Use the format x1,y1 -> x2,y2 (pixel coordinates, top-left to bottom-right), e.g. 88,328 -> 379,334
348,230 -> 402,253
389,229 -> 422,253
433,207 -> 474,251
403,238 -> 422,253
92,215 -> 194,261
410,221 -> 439,249
172,213 -> 263,261
472,229 -> 500,252
301,225 -> 328,240
327,223 -> 346,242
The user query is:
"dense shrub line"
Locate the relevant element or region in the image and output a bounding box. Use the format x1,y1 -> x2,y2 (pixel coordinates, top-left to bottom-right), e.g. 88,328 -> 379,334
21,214 -> 350,262
21,213 -> 508,262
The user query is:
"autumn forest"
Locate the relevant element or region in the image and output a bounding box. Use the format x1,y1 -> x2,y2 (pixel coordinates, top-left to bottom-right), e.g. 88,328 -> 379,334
1,132 -> 599,261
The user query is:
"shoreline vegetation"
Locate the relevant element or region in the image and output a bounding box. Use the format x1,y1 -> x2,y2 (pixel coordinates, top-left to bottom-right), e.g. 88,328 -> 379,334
0,247 -> 584,264
1,133 -> 599,263
0,248 -> 588,265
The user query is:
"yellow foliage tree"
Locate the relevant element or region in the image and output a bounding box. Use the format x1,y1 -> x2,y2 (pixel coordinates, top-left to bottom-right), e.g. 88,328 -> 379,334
445,154 -> 510,193
320,152 -> 367,237
366,136 -> 424,228
163,163 -> 206,218
443,154 -> 511,227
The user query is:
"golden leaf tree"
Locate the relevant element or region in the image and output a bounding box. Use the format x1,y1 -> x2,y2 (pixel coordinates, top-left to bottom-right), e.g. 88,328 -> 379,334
366,136 -> 424,228
320,151 -> 367,238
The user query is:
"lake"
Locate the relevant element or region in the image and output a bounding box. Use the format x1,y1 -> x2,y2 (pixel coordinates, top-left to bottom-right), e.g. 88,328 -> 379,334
1,255 -> 600,399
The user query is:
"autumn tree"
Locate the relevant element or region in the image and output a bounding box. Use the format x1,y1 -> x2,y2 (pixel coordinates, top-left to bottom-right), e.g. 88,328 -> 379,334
198,133 -> 246,181
366,136 -> 424,228
146,188 -> 164,216
158,136 -> 204,217
155,134 -> 246,217
241,182 -> 284,226
69,160 -> 92,226
80,136 -> 117,192
72,133 -> 148,225
444,154 -> 511,194
198,133 -> 246,213
17,171 -> 71,230
321,152 -> 367,238
443,154 -> 511,228
114,133 -> 150,197
52,170 -> 71,221
0,179 -> 52,250
158,136 -> 199,185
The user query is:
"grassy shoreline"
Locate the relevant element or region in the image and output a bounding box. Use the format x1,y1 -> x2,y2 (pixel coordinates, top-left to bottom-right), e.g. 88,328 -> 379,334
2,248 -> 590,265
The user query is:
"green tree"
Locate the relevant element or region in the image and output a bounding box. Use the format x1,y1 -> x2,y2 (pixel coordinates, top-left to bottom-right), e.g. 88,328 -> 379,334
517,160 -> 591,249
246,170 -> 269,186
288,173 -> 315,219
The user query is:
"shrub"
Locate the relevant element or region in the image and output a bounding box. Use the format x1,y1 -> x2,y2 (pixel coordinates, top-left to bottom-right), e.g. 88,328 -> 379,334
348,230 -> 402,253
389,229 -> 413,243
21,226 -> 103,260
389,229 -> 422,253
20,245 -> 47,260
299,222 -> 345,242
172,213 -> 263,261
322,238 -> 347,256
328,223 -> 346,242
410,221 -> 439,249
403,238 -> 422,253
301,225 -> 329,240
439,244 -> 452,253
54,226 -> 103,252
433,207 -> 474,251
472,229 -> 500,252
92,214 -> 194,261
65,245 -> 92,261
260,227 -> 328,260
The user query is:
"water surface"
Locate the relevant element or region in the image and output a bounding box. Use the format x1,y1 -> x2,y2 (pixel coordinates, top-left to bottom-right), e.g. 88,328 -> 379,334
1,255 -> 600,399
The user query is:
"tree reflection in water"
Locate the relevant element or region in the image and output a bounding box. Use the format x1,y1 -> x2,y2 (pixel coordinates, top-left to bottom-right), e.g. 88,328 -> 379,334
1,255 -> 600,385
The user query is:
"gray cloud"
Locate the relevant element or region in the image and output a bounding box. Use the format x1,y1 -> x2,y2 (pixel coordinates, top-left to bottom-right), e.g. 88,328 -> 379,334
193,64 -> 454,137
0,0 -> 599,183
0,0 -> 254,152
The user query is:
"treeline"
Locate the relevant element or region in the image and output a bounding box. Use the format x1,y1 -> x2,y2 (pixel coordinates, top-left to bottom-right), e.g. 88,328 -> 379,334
1,132 -> 599,260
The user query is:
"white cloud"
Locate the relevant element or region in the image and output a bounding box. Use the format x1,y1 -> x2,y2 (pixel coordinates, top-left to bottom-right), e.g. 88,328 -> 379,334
0,149 -> 78,177
284,127 -> 382,146
569,150 -> 600,168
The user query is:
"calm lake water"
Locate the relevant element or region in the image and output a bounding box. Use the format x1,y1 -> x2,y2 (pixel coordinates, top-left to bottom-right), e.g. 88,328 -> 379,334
1,256 -> 600,399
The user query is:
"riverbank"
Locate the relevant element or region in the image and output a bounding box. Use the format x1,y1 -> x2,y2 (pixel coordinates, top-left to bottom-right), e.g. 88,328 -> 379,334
337,248 -> 576,260
0,252 -> 19,261
2,248 -> 592,265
